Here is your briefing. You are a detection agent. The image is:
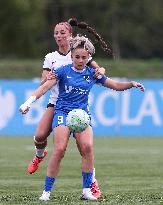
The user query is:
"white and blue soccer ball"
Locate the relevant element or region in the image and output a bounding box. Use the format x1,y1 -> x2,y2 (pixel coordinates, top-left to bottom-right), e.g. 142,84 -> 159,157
66,109 -> 90,133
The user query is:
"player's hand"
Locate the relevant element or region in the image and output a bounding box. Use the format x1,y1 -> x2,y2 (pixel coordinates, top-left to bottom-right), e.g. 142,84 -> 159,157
94,67 -> 105,79
19,104 -> 30,114
46,71 -> 57,80
132,81 -> 145,92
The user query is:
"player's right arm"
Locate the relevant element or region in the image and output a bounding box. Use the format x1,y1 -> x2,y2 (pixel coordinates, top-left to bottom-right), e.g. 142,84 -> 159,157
33,79 -> 57,98
40,69 -> 50,85
19,65 -> 64,114
19,79 -> 57,114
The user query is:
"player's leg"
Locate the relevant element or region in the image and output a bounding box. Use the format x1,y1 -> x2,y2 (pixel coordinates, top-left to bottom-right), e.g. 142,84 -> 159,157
46,125 -> 70,176
75,126 -> 97,200
28,105 -> 54,174
75,138 -> 96,180
40,112 -> 70,201
75,129 -> 102,199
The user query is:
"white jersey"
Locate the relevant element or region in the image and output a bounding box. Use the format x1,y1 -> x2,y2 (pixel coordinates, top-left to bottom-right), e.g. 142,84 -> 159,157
43,51 -> 72,105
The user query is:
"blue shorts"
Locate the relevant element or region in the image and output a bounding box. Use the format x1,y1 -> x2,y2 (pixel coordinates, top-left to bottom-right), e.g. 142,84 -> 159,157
52,110 -> 67,129
52,110 -> 92,130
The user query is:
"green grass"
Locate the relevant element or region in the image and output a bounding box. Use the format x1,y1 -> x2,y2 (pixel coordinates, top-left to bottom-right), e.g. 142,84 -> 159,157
0,58 -> 162,79
0,137 -> 163,205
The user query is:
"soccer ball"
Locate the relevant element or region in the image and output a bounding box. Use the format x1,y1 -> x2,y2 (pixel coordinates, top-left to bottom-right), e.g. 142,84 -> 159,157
66,109 -> 90,133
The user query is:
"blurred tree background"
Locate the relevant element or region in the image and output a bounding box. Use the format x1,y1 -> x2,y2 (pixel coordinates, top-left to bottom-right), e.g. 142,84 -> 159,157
0,0 -> 163,59
0,0 -> 162,79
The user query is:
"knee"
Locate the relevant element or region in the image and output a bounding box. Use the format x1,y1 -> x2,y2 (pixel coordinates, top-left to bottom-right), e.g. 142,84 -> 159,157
35,131 -> 48,142
34,135 -> 47,144
34,135 -> 47,149
55,146 -> 66,159
35,123 -> 52,141
81,143 -> 93,157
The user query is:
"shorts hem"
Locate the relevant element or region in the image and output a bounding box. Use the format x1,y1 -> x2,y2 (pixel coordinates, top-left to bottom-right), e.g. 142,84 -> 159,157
47,103 -> 55,108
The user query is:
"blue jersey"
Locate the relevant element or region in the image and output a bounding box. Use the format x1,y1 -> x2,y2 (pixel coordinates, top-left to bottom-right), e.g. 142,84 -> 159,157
53,64 -> 107,114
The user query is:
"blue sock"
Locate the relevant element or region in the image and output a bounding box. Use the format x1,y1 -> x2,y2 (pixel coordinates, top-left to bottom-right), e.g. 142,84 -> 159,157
44,176 -> 55,192
82,171 -> 93,188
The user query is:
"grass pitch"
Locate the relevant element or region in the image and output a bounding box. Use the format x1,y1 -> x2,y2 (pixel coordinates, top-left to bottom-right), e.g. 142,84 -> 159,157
0,137 -> 163,205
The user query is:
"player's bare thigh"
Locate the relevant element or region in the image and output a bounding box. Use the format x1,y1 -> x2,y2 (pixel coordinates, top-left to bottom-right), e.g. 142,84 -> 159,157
53,125 -> 70,152
35,106 -> 54,140
75,126 -> 94,156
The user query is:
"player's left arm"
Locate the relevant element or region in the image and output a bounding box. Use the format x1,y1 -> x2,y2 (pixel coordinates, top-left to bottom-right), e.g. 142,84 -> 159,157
103,78 -> 145,92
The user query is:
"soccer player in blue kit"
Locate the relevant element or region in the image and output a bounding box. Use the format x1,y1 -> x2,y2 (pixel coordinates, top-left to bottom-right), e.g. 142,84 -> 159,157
28,19 -> 107,199
19,35 -> 145,201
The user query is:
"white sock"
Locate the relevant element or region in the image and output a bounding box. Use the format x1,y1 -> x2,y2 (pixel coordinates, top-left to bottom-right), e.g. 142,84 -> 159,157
35,147 -> 45,157
92,168 -> 96,183
83,188 -> 91,194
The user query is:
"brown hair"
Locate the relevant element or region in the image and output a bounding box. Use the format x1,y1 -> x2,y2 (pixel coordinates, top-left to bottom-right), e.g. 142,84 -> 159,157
68,18 -> 112,56
56,22 -> 73,34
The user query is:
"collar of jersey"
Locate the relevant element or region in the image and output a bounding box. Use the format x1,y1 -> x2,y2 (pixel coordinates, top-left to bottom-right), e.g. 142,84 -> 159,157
72,66 -> 86,73
57,50 -> 70,56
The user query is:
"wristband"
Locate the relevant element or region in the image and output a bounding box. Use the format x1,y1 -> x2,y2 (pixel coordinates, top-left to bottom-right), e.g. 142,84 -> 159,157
23,96 -> 37,107
97,75 -> 102,79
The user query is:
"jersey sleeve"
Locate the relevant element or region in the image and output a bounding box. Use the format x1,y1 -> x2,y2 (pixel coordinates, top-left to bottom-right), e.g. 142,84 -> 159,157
96,75 -> 108,85
43,54 -> 53,71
